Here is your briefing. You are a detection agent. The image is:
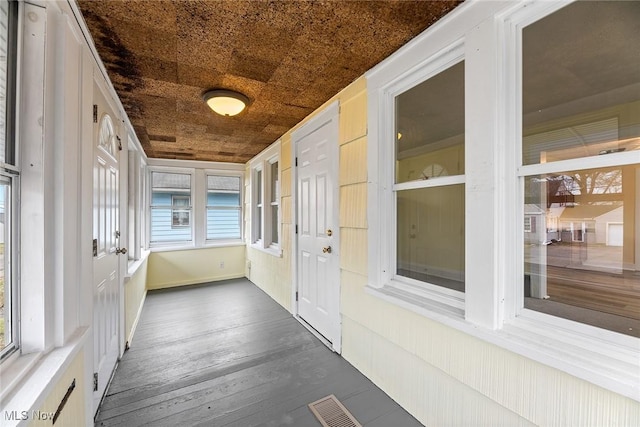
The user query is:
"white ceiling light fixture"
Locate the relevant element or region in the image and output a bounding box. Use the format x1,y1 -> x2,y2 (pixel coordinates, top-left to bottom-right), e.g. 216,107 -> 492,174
202,89 -> 249,116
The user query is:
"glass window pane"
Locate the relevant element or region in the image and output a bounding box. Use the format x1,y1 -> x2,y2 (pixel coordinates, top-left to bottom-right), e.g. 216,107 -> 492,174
0,182 -> 9,351
271,205 -> 278,245
207,175 -> 240,194
395,61 -> 465,183
150,172 -> 192,243
207,175 -> 241,240
523,165 -> 639,336
396,184 -> 465,292
270,161 -> 279,204
0,1 -> 11,163
256,170 -> 262,205
522,1 -> 640,165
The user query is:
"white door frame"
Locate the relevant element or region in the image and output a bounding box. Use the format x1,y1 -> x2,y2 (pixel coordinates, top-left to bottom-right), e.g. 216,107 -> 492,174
291,101 -> 341,353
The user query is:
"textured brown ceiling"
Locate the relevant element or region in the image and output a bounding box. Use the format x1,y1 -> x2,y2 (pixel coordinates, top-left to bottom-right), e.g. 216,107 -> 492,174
78,0 -> 462,163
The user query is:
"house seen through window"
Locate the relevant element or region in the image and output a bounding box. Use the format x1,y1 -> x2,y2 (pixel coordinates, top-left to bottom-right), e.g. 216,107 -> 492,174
150,171 -> 192,243
520,0 -> 639,336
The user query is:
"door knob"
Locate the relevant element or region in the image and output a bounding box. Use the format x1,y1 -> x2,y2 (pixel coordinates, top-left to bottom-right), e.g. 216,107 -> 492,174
116,247 -> 128,255
322,246 -> 332,254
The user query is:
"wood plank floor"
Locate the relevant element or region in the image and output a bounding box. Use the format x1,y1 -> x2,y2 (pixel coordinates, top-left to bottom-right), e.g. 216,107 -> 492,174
95,278 -> 423,427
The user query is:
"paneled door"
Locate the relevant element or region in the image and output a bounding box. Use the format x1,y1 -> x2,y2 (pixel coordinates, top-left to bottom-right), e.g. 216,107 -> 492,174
295,103 -> 340,351
93,80 -> 123,412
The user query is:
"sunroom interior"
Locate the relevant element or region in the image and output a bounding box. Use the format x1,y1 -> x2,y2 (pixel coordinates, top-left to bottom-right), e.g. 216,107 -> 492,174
1,1 -> 639,426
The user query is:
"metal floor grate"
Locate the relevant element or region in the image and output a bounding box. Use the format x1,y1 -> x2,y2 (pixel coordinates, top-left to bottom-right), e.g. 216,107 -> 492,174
308,394 -> 363,427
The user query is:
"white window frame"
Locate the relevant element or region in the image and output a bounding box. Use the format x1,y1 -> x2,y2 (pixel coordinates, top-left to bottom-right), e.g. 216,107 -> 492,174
368,40 -> 466,319
204,171 -> 243,243
249,141 -> 281,256
0,0 -> 18,362
366,0 -> 640,401
146,159 -> 245,251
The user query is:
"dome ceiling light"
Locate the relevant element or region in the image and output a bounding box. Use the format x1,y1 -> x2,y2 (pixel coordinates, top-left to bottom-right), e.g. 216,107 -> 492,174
202,89 -> 249,117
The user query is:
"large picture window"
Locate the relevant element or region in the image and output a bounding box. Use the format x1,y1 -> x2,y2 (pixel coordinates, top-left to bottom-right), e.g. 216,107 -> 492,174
519,0 -> 639,337
394,60 -> 465,293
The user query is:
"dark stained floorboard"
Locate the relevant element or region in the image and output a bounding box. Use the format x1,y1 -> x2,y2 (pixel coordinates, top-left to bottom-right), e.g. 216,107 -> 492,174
95,278 -> 423,427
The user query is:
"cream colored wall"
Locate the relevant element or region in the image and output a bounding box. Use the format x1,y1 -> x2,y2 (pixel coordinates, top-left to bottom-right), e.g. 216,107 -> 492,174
146,246 -> 245,290
245,136 -> 294,311
28,351 -> 85,427
125,259 -> 148,345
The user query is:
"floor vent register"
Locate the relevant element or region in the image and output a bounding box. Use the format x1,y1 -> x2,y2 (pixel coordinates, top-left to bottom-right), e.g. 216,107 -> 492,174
308,394 -> 363,427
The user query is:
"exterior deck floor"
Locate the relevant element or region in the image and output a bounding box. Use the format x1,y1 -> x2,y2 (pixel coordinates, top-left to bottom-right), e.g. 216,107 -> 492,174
95,278 -> 423,427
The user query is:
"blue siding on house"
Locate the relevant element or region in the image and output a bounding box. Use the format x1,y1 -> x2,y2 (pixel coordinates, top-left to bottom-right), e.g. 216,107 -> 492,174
150,192 -> 241,243
206,192 -> 241,240
151,192 -> 191,243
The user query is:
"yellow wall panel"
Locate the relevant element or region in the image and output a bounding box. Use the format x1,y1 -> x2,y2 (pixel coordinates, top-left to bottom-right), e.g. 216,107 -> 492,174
280,223 -> 292,251
339,137 -> 367,186
281,134 -> 292,169
28,351 -> 85,427
246,246 -> 291,310
340,228 -> 368,275
125,258 -> 148,344
280,168 -> 292,197
281,196 -> 292,225
342,318 -> 537,427
340,184 -> 367,229
342,314 -> 640,426
339,89 -> 367,145
147,246 -> 245,289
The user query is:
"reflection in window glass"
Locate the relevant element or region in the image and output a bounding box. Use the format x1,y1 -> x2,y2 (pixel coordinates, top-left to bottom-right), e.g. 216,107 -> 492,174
522,1 -> 640,165
396,185 -> 465,292
171,195 -> 190,228
523,166 -> 639,335
206,175 -> 241,240
150,172 -> 192,243
521,1 -> 640,337
395,61 -> 464,183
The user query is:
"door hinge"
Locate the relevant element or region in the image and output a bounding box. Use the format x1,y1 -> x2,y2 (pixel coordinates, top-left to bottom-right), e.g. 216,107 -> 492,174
295,157 -> 298,167
93,373 -> 98,391
117,135 -> 123,151
296,291 -> 298,302
93,105 -> 98,123
295,225 -> 298,234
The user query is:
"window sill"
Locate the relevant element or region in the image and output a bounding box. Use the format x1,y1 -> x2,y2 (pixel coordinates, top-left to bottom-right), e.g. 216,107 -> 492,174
365,284 -> 464,325
126,249 -> 150,277
149,241 -> 244,253
0,327 -> 89,425
249,243 -> 282,258
366,285 -> 640,401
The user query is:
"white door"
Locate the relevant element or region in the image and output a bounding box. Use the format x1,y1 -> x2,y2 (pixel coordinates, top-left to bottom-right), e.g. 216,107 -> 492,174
93,82 -> 122,412
295,103 -> 340,350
